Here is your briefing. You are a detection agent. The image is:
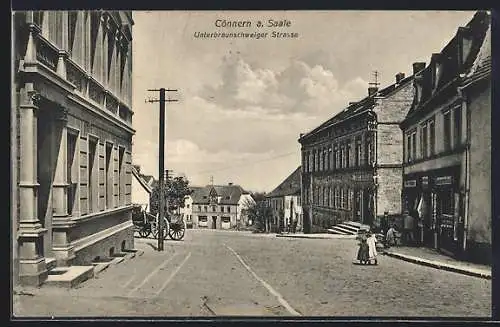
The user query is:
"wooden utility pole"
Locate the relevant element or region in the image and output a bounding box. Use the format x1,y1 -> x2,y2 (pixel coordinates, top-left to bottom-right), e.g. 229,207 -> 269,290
146,88 -> 178,251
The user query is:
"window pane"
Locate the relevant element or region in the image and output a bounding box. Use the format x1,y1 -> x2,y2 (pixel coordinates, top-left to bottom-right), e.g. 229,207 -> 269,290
454,107 -> 462,147
444,112 -> 451,151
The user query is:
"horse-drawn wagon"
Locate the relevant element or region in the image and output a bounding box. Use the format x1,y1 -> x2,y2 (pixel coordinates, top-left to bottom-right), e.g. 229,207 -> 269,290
131,204 -> 186,241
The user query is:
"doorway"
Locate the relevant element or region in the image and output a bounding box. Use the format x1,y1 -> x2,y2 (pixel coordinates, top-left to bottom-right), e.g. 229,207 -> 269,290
37,107 -> 57,258
354,190 -> 361,222
212,216 -> 217,229
363,191 -> 373,226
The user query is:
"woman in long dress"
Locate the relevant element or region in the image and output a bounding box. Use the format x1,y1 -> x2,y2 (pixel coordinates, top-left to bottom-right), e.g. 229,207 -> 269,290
357,232 -> 370,264
367,232 -> 378,265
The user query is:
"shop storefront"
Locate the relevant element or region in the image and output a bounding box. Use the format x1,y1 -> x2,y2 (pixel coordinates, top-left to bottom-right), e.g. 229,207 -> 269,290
402,166 -> 463,257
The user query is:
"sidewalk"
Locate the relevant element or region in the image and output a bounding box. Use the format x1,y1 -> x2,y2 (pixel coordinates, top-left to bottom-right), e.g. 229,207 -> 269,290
382,246 -> 491,280
276,232 -> 356,240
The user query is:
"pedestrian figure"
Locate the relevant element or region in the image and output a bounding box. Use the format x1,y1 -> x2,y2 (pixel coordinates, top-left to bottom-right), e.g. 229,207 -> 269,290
357,232 -> 370,264
367,231 -> 378,265
403,211 -> 415,245
292,217 -> 298,233
385,224 -> 398,248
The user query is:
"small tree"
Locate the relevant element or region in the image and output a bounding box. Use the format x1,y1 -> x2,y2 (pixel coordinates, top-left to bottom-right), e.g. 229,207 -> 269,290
150,176 -> 193,217
246,198 -> 273,233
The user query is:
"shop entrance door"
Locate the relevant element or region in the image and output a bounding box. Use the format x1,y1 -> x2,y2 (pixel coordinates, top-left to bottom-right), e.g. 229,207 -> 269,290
363,191 -> 373,226
212,216 -> 217,229
422,193 -> 434,247
437,190 -> 459,257
353,190 -> 361,222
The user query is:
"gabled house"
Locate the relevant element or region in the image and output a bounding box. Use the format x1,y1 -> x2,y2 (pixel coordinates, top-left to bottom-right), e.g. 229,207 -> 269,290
266,166 -> 303,233
131,165 -> 153,211
399,11 -> 490,262
186,183 -> 253,229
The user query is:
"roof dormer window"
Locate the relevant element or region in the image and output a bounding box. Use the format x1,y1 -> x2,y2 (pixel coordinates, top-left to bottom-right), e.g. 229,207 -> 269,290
430,54 -> 442,91
457,27 -> 472,68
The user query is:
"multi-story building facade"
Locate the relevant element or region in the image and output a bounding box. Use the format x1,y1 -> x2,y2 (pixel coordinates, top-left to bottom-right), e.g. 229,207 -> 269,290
299,70 -> 416,233
400,11 -> 490,262
266,166 -> 303,232
12,11 -> 135,285
186,184 -> 254,229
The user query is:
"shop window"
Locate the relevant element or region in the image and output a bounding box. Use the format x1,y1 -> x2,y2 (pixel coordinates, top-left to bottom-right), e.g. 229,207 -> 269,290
440,190 -> 454,215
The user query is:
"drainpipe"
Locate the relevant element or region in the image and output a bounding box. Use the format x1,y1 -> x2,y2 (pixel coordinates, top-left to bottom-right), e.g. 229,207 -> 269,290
457,86 -> 469,253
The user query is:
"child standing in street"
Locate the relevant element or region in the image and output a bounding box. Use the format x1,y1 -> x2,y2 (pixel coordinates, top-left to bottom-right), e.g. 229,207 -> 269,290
357,231 -> 370,264
367,231 -> 378,265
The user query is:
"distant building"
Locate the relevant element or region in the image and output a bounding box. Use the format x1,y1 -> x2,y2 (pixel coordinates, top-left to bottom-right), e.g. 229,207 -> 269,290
185,183 -> 253,229
400,11 -> 490,262
299,69 -> 415,233
131,165 -> 153,211
266,166 -> 303,232
11,11 -> 135,285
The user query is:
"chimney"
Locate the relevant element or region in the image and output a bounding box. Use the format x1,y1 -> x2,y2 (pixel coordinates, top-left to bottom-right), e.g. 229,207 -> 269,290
395,72 -> 405,84
412,62 -> 426,75
228,182 -> 233,186
368,86 -> 378,96
349,101 -> 357,105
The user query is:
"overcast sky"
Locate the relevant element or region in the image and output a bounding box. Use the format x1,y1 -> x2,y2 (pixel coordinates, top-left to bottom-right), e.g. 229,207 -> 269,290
131,10 -> 475,192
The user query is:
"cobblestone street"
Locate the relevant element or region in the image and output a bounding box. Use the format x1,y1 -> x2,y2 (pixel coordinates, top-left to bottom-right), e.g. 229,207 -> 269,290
13,230 -> 491,318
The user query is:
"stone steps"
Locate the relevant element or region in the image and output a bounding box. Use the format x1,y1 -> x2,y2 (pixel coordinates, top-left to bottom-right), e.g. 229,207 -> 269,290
43,250 -> 143,288
44,266 -> 95,288
327,221 -> 370,235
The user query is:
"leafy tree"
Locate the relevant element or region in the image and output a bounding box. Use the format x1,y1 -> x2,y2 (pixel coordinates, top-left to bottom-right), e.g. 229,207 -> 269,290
150,176 -> 193,217
250,192 -> 267,202
245,196 -> 273,232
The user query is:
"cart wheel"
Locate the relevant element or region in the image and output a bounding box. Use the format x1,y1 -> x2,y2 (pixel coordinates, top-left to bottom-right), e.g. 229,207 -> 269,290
169,220 -> 186,241
151,218 -> 169,240
138,227 -> 151,238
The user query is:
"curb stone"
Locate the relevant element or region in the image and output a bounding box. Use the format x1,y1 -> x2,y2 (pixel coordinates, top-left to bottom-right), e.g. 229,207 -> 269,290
383,251 -> 491,280
275,234 -> 356,240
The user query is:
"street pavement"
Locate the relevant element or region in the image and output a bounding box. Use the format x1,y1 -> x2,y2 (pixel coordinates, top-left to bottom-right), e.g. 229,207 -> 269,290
13,229 -> 491,318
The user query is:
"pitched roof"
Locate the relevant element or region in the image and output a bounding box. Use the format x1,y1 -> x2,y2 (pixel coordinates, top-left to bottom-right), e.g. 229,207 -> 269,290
266,166 -> 301,198
131,165 -> 153,194
189,184 -> 248,205
299,73 -> 413,142
463,22 -> 491,87
403,11 -> 490,123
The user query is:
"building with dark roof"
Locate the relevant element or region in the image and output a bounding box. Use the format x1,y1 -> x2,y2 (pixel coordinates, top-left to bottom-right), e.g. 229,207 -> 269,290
299,67 -> 416,233
400,11 -> 490,263
181,183 -> 255,229
266,167 -> 303,232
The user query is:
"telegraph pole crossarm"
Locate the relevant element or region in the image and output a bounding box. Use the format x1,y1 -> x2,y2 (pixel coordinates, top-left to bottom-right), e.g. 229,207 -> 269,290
145,88 -> 179,251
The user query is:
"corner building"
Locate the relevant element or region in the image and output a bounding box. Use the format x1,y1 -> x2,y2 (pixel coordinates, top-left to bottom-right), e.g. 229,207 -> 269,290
12,11 -> 135,286
400,11 -> 490,263
299,72 -> 415,233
